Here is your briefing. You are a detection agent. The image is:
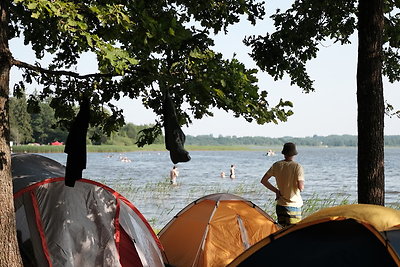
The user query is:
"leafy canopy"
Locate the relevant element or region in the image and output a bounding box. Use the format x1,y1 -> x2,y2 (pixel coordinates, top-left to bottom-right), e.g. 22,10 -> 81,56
245,0 -> 400,98
9,0 -> 294,145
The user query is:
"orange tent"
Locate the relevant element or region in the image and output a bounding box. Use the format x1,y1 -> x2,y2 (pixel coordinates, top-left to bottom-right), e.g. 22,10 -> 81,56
158,193 -> 280,267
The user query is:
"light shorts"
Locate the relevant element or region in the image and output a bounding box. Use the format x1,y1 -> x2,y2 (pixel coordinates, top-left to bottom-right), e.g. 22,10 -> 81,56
276,205 -> 302,226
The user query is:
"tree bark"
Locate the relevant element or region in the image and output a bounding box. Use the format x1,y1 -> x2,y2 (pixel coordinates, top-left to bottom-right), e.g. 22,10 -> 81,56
0,1 -> 23,266
357,0 -> 385,205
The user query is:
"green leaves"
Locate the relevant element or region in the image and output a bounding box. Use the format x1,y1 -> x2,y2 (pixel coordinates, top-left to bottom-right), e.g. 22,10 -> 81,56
13,0 -> 138,72
9,0 -> 293,146
136,123 -> 162,147
98,44 -> 139,74
171,0 -> 265,34
245,0 -> 357,93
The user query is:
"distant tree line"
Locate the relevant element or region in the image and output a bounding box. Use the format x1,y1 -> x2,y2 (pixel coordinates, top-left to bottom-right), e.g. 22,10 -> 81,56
185,134 -> 359,147
185,134 -> 400,147
10,96 -> 400,147
9,96 -> 163,146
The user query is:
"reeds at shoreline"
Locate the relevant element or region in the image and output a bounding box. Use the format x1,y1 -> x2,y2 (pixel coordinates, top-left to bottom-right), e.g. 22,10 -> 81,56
104,177 -> 358,230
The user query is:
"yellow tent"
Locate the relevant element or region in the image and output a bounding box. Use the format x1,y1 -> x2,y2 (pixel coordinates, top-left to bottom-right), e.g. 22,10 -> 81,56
228,204 -> 400,267
300,204 -> 400,231
158,193 -> 280,267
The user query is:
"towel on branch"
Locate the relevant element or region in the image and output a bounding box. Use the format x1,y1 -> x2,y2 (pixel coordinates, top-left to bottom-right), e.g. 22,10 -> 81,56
163,94 -> 191,164
64,98 -> 90,187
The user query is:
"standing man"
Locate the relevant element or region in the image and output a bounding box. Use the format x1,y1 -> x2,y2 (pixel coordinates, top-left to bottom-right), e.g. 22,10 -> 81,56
261,142 -> 304,227
170,165 -> 179,185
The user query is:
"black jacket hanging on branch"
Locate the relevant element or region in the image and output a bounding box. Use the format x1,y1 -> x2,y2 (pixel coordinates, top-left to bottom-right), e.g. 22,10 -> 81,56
163,94 -> 191,164
64,97 -> 90,187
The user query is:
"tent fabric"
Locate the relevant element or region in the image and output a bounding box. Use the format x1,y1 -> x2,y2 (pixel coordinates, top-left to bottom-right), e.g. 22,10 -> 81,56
119,227 -> 143,267
158,193 -> 280,267
228,204 -> 400,267
12,153 -> 165,267
228,218 -> 400,267
299,204 -> 400,231
12,153 -> 66,194
383,228 -> 400,259
50,141 -> 63,146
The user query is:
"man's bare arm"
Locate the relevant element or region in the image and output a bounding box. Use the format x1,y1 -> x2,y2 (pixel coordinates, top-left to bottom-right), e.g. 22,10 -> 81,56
298,180 -> 304,192
261,173 -> 281,199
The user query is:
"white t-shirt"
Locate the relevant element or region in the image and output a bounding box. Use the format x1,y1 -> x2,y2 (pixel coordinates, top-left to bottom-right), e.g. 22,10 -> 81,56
266,160 -> 304,207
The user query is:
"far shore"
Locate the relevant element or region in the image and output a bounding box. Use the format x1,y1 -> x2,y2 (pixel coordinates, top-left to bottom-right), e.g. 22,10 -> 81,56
12,144 -> 273,153
12,144 -> 399,154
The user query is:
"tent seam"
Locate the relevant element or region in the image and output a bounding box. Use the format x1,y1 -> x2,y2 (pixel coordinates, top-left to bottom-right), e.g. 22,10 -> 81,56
30,190 -> 53,267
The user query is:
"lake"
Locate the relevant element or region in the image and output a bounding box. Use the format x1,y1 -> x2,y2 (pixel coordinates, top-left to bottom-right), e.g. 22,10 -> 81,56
40,147 -> 400,229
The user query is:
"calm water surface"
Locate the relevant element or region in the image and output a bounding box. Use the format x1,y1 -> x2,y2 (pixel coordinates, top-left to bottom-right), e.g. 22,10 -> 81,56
41,147 -> 400,229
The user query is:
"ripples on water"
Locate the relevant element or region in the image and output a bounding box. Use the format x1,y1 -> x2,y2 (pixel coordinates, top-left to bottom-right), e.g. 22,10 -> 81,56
41,147 -> 400,229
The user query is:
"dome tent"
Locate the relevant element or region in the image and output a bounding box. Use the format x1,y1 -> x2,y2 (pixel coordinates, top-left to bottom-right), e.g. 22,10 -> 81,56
299,204 -> 400,231
12,153 -> 165,267
302,203 -> 400,259
158,193 -> 280,267
228,204 -> 400,267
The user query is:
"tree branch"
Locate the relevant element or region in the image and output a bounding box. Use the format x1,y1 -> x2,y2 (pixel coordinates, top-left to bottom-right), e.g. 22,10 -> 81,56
11,58 -> 119,79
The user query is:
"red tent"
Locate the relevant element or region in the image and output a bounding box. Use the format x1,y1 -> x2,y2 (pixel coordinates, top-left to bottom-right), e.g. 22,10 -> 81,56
50,141 -> 63,146
12,153 -> 166,267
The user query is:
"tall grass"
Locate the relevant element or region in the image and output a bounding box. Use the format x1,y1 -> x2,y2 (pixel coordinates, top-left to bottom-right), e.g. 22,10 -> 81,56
12,145 -> 65,153
302,192 -> 354,217
106,178 -> 357,229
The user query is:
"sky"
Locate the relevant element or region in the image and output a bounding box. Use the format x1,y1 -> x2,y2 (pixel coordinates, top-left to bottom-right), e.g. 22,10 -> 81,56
9,1 -> 400,138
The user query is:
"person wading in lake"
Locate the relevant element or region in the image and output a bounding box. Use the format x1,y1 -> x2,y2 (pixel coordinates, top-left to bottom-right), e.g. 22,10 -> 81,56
261,142 -> 305,227
230,164 -> 236,179
170,165 -> 179,185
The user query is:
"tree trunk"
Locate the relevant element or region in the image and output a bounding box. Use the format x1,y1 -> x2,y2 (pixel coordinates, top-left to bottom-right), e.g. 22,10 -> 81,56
357,0 -> 385,205
0,1 -> 23,266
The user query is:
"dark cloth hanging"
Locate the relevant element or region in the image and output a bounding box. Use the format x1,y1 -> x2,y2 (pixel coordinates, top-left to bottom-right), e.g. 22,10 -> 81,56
64,98 -> 90,187
163,94 -> 191,164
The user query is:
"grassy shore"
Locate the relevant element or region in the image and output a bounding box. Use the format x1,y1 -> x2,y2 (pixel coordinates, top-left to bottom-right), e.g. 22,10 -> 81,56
108,177 -> 358,230
12,144 -> 270,153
